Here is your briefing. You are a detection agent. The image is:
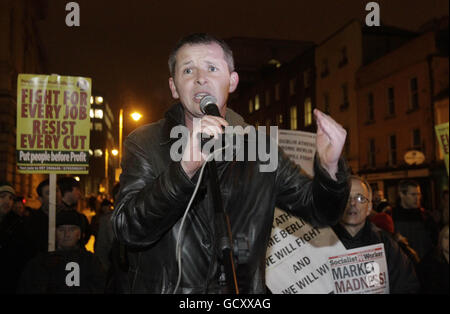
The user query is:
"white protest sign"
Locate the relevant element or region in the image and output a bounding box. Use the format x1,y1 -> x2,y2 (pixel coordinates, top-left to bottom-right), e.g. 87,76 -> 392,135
277,129 -> 316,176
328,243 -> 389,294
266,209 -> 346,294
265,129 -> 346,294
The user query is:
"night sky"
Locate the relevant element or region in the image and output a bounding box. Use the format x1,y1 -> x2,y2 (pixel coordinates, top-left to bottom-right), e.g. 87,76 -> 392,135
37,0 -> 449,133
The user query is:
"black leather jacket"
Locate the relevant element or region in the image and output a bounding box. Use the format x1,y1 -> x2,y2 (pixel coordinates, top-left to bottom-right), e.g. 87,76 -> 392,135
112,104 -> 350,293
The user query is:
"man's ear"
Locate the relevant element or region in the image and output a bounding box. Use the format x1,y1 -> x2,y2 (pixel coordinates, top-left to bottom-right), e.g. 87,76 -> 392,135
366,202 -> 373,216
228,72 -> 239,93
169,77 -> 179,99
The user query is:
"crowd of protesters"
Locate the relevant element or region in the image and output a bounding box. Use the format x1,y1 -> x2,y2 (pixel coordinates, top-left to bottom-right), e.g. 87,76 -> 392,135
0,177 -> 448,294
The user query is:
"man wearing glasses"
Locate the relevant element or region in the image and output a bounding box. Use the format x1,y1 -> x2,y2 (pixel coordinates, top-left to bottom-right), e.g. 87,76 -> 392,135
332,175 -> 420,293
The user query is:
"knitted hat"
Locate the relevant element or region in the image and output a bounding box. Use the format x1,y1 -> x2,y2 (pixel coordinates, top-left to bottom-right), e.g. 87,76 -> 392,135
0,184 -> 16,196
56,210 -> 82,228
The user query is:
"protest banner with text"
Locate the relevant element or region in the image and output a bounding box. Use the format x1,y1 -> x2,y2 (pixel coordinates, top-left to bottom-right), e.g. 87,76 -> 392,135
435,122 -> 449,175
16,74 -> 91,174
265,129 -> 346,294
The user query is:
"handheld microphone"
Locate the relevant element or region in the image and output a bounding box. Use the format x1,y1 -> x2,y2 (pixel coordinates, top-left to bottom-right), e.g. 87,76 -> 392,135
200,95 -> 221,117
199,95 -> 228,154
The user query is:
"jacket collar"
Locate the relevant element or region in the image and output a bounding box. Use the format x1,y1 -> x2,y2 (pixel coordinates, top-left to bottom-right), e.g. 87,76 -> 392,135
333,219 -> 371,241
159,103 -> 248,145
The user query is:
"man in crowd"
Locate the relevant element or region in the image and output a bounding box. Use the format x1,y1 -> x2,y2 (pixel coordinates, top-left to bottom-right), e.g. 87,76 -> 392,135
332,176 -> 420,293
18,210 -> 106,293
392,180 -> 437,259
112,33 -> 350,294
58,176 -> 91,246
0,182 -> 32,293
25,179 -> 63,256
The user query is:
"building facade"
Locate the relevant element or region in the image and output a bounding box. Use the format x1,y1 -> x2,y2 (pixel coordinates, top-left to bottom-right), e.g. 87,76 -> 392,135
356,29 -> 449,209
315,20 -> 417,173
81,92 -> 117,198
230,45 -> 316,136
0,0 -> 47,207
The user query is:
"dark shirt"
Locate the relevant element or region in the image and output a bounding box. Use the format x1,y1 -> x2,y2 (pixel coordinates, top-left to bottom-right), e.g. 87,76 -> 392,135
392,206 -> 437,259
332,220 -> 420,294
0,211 -> 33,293
18,247 -> 106,294
417,249 -> 449,294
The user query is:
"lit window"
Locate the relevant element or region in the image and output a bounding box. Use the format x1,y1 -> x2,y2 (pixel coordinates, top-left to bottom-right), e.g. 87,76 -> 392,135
290,106 -> 297,130
268,59 -> 281,68
94,149 -> 103,157
304,98 -> 312,127
254,95 -> 260,111
90,96 -> 94,104
94,109 -> 104,119
277,114 -> 283,125
94,123 -> 103,131
88,149 -> 93,156
90,109 -> 94,118
95,96 -> 104,104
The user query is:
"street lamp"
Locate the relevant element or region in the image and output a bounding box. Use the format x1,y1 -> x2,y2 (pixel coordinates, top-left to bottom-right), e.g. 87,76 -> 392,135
131,112 -> 142,121
118,109 -> 143,168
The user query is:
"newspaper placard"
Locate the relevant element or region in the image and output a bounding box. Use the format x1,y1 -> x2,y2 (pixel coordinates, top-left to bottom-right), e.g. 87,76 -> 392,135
16,74 -> 91,174
265,129 -> 346,294
328,243 -> 389,294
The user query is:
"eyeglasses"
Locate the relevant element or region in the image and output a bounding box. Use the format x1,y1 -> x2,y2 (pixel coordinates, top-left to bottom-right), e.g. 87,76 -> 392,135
348,194 -> 369,204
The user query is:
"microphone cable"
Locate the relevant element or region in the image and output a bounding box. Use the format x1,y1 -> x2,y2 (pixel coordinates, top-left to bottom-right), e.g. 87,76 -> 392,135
173,143 -> 230,294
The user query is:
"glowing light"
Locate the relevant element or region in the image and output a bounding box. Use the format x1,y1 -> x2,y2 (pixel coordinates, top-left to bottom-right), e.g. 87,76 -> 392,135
131,112 -> 142,121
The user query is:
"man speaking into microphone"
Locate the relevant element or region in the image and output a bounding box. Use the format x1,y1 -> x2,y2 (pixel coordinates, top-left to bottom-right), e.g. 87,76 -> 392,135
112,33 -> 350,294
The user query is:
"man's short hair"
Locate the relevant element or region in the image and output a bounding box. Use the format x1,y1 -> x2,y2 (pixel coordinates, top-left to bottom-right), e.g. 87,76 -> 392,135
36,179 -> 49,197
398,180 -> 419,195
168,33 -> 235,76
57,177 -> 80,197
350,175 -> 372,202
